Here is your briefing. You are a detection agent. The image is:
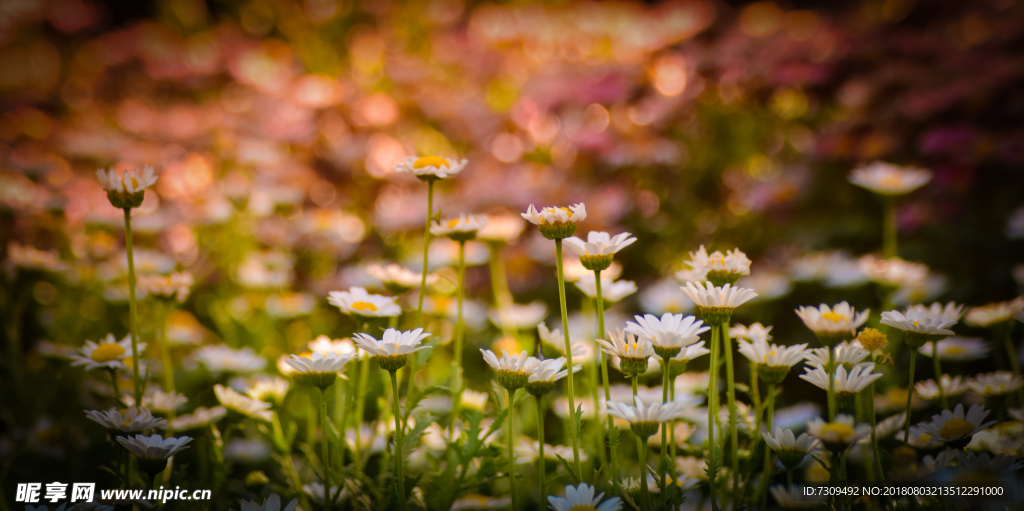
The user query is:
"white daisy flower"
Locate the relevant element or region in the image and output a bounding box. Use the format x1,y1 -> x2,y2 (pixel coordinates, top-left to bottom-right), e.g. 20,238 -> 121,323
393,155 -> 467,180
264,292 -> 316,319
430,213 -> 488,242
806,414 -> 870,451
638,278 -> 694,315
801,364 -> 883,394
597,329 -> 654,361
803,342 -> 871,372
245,377 -> 291,405
168,406 -> 226,431
681,245 -> 752,286
353,328 -> 431,371
919,449 -> 957,475
564,231 -> 636,271
917,404 -> 996,447
366,263 -> 437,294
488,301 -> 547,330
122,390 -> 187,414
863,412 -> 907,441
214,384 -> 273,422
70,334 -> 141,372
606,396 -> 689,430
116,433 -> 192,461
521,203 -> 587,226
307,335 -> 359,358
730,323 -> 773,343
96,165 -> 159,208
965,296 -> 1024,327
625,313 -> 709,358
917,337 -> 989,361
954,450 -> 1024,475
794,302 -> 869,346
968,371 -> 1024,397
480,349 -> 538,391
880,302 -> 963,345
515,439 -> 582,464
536,322 -> 588,360
85,407 -> 167,433
762,427 -> 820,469
285,351 -> 355,374
738,338 -> 809,369
858,255 -> 930,289
915,375 -> 970,401
680,282 -> 758,325
327,286 -> 401,317
193,345 -> 266,374
547,483 -> 622,511
524,357 -> 582,396
239,493 -> 298,511
574,275 -> 637,303
848,161 -> 931,195
477,212 -> 526,244
662,342 -> 712,365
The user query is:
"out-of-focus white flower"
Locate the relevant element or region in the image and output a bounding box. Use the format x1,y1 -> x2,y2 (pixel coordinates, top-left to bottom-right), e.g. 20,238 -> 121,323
477,212 -> 526,244
353,329 -> 431,369
97,166 -> 159,208
234,251 -> 294,289
794,302 -> 869,346
919,449 -> 957,475
264,292 -> 316,319
193,345 -> 266,374
606,396 -> 689,430
366,263 -> 436,294
803,342 -> 871,372
678,245 -> 752,286
547,483 -> 621,511
6,242 -> 66,272
122,390 -> 187,414
214,384 -> 273,422
307,335 -> 359,358
737,270 -> 793,302
763,427 -> 820,468
858,255 -> 929,289
864,412 -> 906,441
285,352 -> 356,388
915,375 -> 970,401
537,322 -> 588,360
801,364 -> 883,395
488,301 -> 547,330
137,272 -> 193,302
788,250 -> 867,288
638,278 -> 694,315
954,450 -> 1024,475
303,483 -> 348,507
848,161 -> 931,195
806,414 -> 870,451
574,274 -> 637,303
916,404 -> 996,447
394,155 -> 467,180
85,407 -> 167,433
168,406 -> 226,431
116,433 -> 191,461
515,438 -> 585,464
968,372 -> 1024,397
224,437 -> 271,463
880,302 -> 963,341
328,287 -> 401,317
430,214 -> 488,242
70,333 -> 141,372
769,485 -> 826,510
244,377 -> 291,405
730,323 -> 773,343
738,338 -> 809,376
965,297 -> 1024,327
917,337 -> 989,361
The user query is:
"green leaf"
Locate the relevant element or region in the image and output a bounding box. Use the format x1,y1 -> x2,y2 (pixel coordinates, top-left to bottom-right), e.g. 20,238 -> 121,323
555,453 -> 581,485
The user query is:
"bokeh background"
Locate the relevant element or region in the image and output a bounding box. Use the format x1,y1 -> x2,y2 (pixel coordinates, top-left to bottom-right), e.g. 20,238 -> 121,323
2,0 -> 1024,508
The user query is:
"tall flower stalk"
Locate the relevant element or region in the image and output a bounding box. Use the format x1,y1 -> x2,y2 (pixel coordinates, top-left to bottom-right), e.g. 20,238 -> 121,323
522,203 -> 587,474
607,397 -> 688,511
848,162 -> 932,258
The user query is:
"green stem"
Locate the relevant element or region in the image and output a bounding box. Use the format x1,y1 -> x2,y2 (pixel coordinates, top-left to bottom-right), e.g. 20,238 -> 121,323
722,323 -> 739,511
554,239 -> 581,474
156,302 -> 176,486
1001,325 -> 1024,405
869,378 -> 883,481
759,387 -> 776,511
123,208 -> 142,403
354,354 -> 370,477
391,370 -> 407,511
450,240 -> 466,439
108,368 -> 124,408
335,380 -> 346,468
660,359 -> 670,485
537,397 -> 546,504
319,387 -> 331,510
902,350 -> 917,443
786,467 -> 793,493
884,196 -> 898,258
508,388 -> 518,511
930,339 -> 948,409
707,325 -> 720,511
415,180 -> 435,328
640,437 -> 651,511
633,375 -> 642,460
827,346 -> 836,421
596,269 -> 619,493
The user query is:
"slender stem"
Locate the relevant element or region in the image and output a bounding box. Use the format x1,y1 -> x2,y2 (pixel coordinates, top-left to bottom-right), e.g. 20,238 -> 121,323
594,268 -> 620,494
661,359 -> 670,484
508,388 -> 518,511
669,376 -> 678,476
760,387 -> 776,511
415,181 -> 435,328
883,196 -> 898,258
450,240 -> 466,438
706,325 -> 720,511
335,380 -> 346,468
156,301 -> 177,486
354,354 -> 370,476
827,346 -> 836,421
839,450 -> 848,484
123,208 -> 142,403
1001,325 -> 1024,405
722,323 -> 739,511
319,387 -> 331,510
930,340 -> 948,409
537,397 -> 546,503
554,239 -> 581,473
902,350 -> 917,443
390,370 -> 407,511
108,368 -> 124,408
633,375 -> 643,459
868,379 -> 882,482
640,437 -> 651,511
786,467 -> 793,492
751,366 -> 761,439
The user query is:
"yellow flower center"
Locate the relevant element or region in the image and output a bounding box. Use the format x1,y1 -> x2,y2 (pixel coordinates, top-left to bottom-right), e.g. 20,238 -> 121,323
912,320 -> 919,327
448,219 -> 460,228
91,343 -> 126,363
568,506 -> 598,511
118,409 -> 132,426
880,174 -> 902,187
414,156 -> 448,169
944,346 -> 965,356
820,422 -> 854,439
351,301 -> 378,312
561,207 -> 573,217
939,418 -> 975,439
762,350 -> 776,364
299,352 -> 313,358
918,433 -> 932,443
821,311 -> 847,322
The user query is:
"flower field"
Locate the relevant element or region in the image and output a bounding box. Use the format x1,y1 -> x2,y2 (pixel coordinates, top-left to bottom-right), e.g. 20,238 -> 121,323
2,0 -> 1024,510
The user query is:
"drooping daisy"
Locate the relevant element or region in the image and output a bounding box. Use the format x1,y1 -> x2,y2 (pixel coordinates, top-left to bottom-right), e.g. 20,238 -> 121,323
394,155 -> 467,181
96,165 -> 159,209
739,338 -> 810,384
481,349 -> 539,391
537,322 -> 588,360
285,352 -> 356,389
915,375 -> 970,402
606,396 -> 689,438
239,493 -> 299,511
803,342 -> 871,373
524,357 -> 582,396
681,282 -> 758,326
168,406 -> 226,431
214,384 -> 273,422
85,407 -> 167,433
801,365 -> 883,414
573,275 -> 637,304
917,337 -> 989,361
547,483 -> 622,511
327,286 -> 401,318
848,161 -> 931,195
916,404 -> 996,448
117,433 -> 192,474
366,263 -> 437,295
430,214 -> 488,242
625,313 -> 710,360
488,301 -> 547,330
192,345 -> 266,374
794,302 -> 870,346
70,333 -> 141,372
563,231 -> 636,271
965,296 -> 1024,327
597,329 -> 654,378
880,302 -> 963,348
806,414 -> 870,452
681,245 -> 752,286
730,323 -> 773,343
762,427 -> 820,469
521,203 -> 587,240
954,450 -> 1024,475
353,328 -> 431,371
968,371 -> 1024,398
